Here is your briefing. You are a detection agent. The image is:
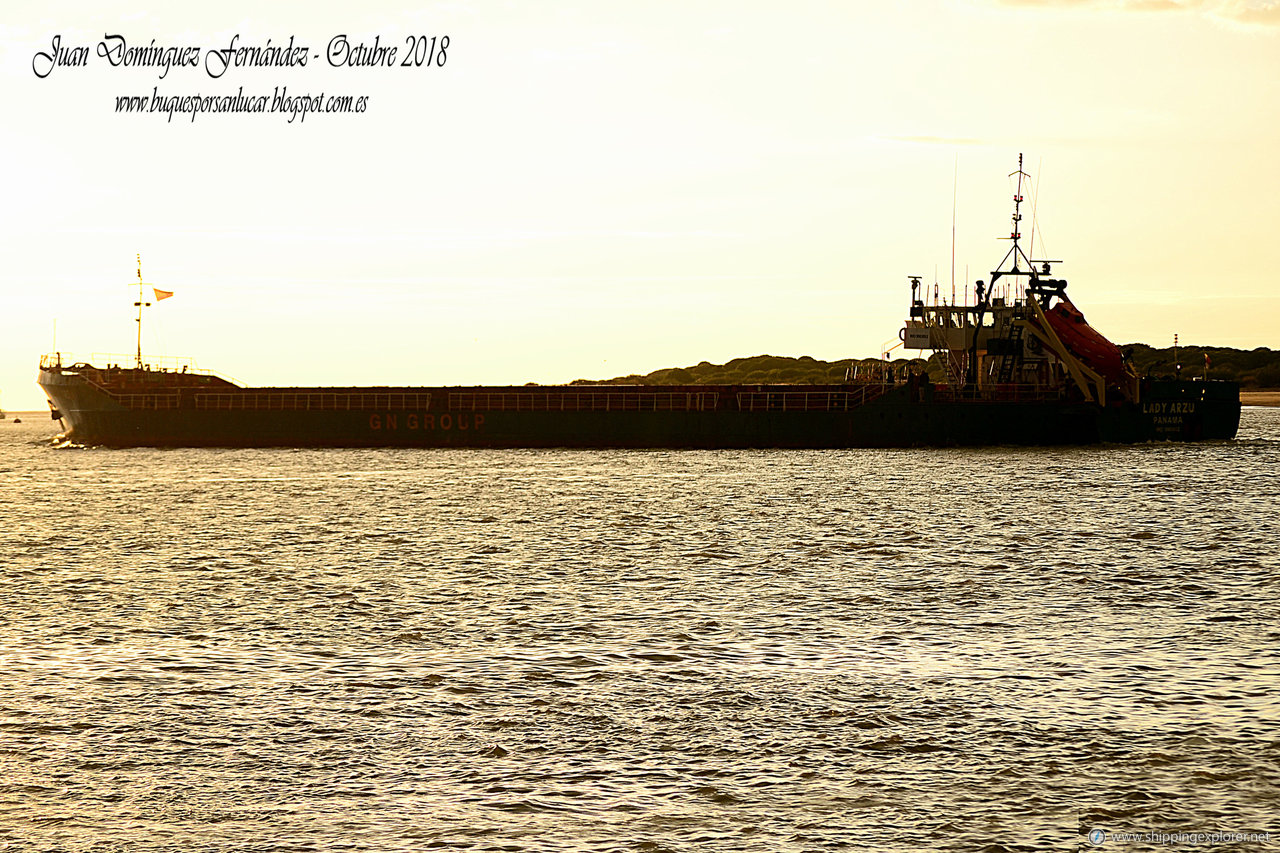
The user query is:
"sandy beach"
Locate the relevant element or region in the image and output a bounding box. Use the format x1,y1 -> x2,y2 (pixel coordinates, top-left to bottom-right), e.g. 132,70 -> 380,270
1241,391 -> 1280,407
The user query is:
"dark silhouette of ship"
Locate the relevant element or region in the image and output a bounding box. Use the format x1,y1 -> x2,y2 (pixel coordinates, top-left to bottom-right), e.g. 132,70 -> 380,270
38,158 -> 1240,448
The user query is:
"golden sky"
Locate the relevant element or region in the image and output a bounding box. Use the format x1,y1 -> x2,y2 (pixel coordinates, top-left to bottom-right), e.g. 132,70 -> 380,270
3,0 -> 1278,409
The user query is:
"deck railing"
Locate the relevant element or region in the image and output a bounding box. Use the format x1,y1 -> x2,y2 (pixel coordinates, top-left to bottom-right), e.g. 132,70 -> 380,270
41,353 -> 240,385
115,394 -> 182,410
194,392 -> 432,411
929,384 -> 1067,403
736,386 -> 886,412
449,392 -> 719,412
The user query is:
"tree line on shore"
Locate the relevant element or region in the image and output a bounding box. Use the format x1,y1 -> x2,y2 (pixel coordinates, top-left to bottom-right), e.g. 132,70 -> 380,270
570,345 -> 1280,388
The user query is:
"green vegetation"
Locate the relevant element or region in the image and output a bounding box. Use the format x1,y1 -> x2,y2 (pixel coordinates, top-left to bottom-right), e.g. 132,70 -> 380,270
570,345 -> 1280,387
1123,344 -> 1280,388
570,354 -> 930,386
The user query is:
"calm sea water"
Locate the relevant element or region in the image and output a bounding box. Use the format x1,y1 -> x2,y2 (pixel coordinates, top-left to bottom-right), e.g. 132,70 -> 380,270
1,409 -> 1277,852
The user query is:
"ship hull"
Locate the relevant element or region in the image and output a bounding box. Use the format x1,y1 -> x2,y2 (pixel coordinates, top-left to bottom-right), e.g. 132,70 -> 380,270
38,368 -> 1240,449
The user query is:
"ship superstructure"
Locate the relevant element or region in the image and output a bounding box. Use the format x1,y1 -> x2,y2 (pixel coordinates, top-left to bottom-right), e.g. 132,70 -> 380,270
901,154 -> 1131,410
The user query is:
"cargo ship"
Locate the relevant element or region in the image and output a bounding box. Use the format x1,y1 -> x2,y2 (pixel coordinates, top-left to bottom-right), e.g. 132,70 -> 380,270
37,159 -> 1240,448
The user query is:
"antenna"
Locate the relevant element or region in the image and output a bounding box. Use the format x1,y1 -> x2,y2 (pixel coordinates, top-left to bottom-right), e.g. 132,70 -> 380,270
1028,157 -> 1042,261
951,153 -> 958,305
133,254 -> 151,369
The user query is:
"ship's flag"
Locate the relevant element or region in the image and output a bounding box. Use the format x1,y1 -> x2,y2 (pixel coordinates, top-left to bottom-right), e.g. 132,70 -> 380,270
153,288 -> 174,300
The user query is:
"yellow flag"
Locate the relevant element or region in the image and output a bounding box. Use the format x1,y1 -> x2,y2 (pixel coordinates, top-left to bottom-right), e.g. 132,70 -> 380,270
153,288 -> 174,300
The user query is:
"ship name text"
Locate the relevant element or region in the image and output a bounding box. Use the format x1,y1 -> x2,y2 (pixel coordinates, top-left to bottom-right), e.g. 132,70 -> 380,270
1142,401 -> 1197,415
368,412 -> 483,432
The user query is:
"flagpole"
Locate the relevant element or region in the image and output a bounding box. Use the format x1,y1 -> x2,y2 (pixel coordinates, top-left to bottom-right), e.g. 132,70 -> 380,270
134,254 -> 152,369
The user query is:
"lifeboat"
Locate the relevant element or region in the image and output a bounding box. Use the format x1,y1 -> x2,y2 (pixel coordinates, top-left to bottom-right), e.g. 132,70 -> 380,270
1044,296 -> 1127,387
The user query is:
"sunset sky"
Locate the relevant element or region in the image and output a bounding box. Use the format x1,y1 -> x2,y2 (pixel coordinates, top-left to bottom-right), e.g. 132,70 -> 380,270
3,0 -> 1278,410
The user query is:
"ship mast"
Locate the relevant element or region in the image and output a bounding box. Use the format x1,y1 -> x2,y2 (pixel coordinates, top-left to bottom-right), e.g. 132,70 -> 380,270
134,254 -> 150,369
965,153 -> 1059,385
998,153 -> 1034,280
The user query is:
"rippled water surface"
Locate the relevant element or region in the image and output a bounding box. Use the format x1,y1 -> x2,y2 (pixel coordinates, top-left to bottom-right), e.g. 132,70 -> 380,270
2,410 -> 1278,852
